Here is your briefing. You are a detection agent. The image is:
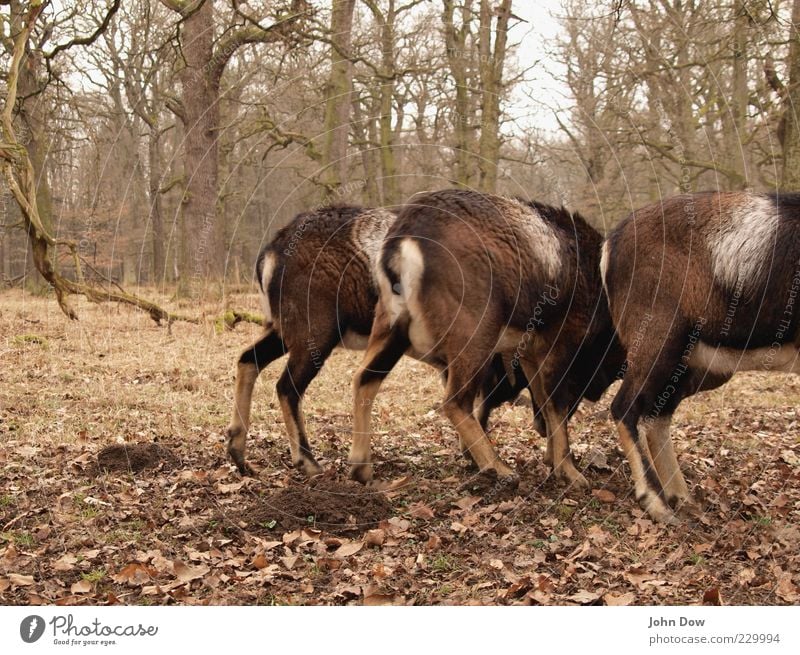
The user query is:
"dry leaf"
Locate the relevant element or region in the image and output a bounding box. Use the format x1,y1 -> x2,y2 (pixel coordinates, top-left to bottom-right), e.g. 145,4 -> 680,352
408,502 -> 435,520
702,587 -> 723,606
281,555 -> 299,570
592,489 -> 616,503
172,560 -> 209,583
568,590 -> 601,605
363,593 -> 397,606
112,563 -> 154,586
8,573 -> 34,587
0,578 -> 10,593
454,496 -> 481,511
334,541 -> 363,558
70,580 -> 92,594
251,554 -> 269,570
425,535 -> 441,551
364,529 -> 385,547
53,554 -> 78,572
604,591 -> 635,606
583,447 -> 611,471
775,576 -> 799,603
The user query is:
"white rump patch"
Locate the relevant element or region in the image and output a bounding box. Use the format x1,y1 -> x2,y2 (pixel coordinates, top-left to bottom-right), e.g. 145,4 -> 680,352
259,252 -> 276,325
515,201 -> 563,280
709,195 -> 779,296
379,238 -> 436,354
600,239 -> 611,297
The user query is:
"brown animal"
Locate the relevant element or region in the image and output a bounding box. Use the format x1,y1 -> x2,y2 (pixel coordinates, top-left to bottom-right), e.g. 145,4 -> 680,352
349,189 -> 624,485
603,191 -> 800,522
225,204 -> 531,476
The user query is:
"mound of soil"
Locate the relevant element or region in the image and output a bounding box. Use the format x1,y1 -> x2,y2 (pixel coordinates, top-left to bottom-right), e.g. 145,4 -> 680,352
96,442 -> 175,474
245,477 -> 393,535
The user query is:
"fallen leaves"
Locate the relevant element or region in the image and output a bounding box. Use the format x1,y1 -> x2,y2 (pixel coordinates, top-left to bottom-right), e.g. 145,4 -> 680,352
591,489 -> 616,504
172,561 -> 210,584
2,295 -> 800,606
112,563 -> 155,586
8,573 -> 34,587
70,580 -> 93,594
334,541 -> 363,559
603,591 -> 636,606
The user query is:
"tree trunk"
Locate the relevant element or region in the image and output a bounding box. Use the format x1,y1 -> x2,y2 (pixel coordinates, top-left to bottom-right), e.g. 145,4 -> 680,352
148,128 -> 167,283
178,0 -> 222,295
15,13 -> 54,290
782,0 -> 800,189
477,0 -> 511,193
443,0 -> 475,187
321,0 -> 357,196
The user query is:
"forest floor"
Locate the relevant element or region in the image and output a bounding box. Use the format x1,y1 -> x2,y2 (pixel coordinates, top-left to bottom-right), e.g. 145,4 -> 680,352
1,289 -> 799,606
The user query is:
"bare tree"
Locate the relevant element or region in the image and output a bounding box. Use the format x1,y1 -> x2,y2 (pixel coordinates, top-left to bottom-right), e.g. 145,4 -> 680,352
157,0 -> 307,295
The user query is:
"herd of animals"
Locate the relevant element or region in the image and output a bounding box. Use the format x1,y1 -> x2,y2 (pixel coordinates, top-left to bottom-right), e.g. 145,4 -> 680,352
224,188 -> 800,525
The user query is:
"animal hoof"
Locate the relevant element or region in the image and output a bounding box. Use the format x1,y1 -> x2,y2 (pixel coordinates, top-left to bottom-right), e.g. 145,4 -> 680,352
295,457 -> 323,477
349,462 -> 373,484
639,493 -> 679,524
566,471 -> 590,491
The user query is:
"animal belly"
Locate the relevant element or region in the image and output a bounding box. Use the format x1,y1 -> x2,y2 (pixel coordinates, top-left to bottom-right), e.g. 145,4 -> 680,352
690,342 -> 800,375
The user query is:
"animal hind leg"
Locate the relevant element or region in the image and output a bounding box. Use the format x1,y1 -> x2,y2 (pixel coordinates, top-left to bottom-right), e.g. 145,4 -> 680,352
645,414 -> 691,508
442,356 -> 516,481
350,305 -> 410,483
226,330 -> 286,475
522,361 -> 588,489
276,337 -> 336,477
610,334 -> 688,524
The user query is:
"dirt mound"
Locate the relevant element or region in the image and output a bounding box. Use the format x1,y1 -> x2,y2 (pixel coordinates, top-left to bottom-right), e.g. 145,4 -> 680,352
96,442 -> 176,474
245,477 -> 393,535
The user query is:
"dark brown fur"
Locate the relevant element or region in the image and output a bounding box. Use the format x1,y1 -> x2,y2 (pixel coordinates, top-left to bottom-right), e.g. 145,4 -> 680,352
225,204 -> 532,476
350,189 -> 625,485
604,191 -> 800,522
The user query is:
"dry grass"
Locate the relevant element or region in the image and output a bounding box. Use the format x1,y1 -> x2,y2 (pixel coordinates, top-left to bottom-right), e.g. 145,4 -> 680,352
0,289 -> 798,605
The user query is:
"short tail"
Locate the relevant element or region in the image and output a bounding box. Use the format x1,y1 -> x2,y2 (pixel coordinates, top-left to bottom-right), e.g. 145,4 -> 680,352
378,237 -> 425,326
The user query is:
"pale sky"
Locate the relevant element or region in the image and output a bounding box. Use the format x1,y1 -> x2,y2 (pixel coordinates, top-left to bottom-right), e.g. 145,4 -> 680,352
507,1 -> 569,135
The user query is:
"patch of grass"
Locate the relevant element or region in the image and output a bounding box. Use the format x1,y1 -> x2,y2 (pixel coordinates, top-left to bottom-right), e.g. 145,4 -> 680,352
104,519 -> 146,544
751,514 -> 772,527
12,334 -> 48,348
81,568 -> 106,583
80,506 -> 100,519
431,553 -> 458,573
0,494 -> 15,507
257,593 -> 287,606
0,531 -> 35,547
600,517 -> 623,537
437,584 -> 454,596
556,504 -> 576,520
259,519 -> 277,530
687,553 -> 706,566
531,539 -> 546,549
